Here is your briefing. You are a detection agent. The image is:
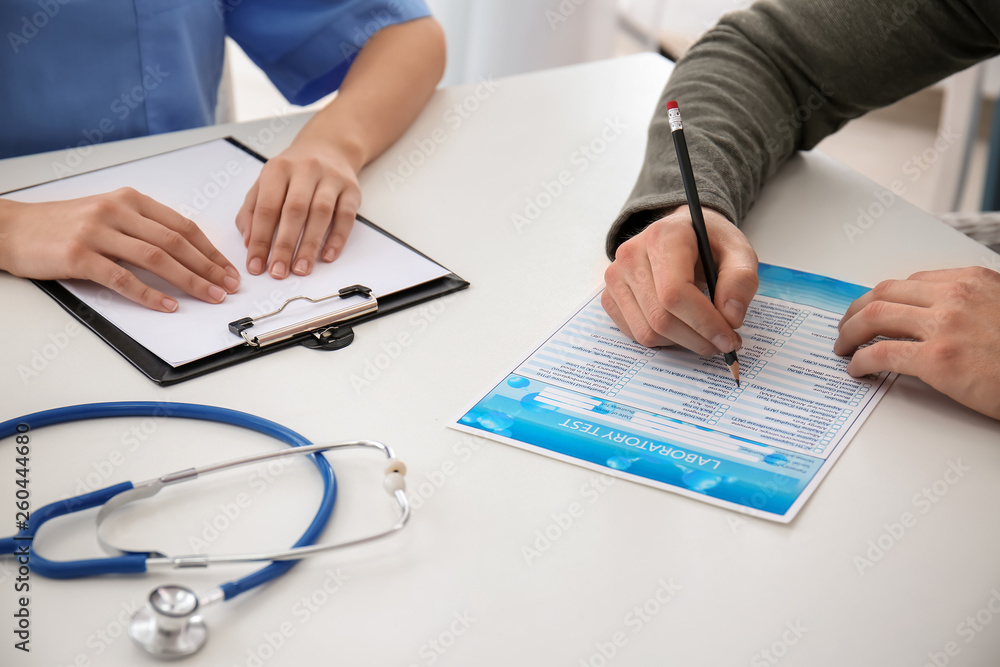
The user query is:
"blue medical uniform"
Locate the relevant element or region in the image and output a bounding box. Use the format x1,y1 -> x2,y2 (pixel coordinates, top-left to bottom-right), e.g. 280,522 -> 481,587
0,0 -> 431,159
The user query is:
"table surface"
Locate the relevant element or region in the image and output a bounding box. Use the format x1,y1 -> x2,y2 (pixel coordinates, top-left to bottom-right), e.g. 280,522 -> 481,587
2,53 -> 999,667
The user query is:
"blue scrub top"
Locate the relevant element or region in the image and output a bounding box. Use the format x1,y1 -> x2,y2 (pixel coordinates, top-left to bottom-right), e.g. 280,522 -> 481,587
0,0 -> 431,159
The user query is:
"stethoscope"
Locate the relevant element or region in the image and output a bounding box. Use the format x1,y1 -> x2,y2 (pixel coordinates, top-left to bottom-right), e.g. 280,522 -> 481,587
0,402 -> 410,660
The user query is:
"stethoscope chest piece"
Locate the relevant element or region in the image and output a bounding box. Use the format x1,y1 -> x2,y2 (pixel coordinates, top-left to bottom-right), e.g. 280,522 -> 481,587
0,403 -> 412,661
129,585 -> 208,659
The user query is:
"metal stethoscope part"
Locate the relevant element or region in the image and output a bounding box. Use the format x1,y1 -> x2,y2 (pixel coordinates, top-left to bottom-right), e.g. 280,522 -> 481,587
129,585 -> 208,659
0,402 -> 411,660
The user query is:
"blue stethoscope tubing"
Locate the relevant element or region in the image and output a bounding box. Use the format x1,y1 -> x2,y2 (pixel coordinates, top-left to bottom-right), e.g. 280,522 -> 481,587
0,401 -> 336,600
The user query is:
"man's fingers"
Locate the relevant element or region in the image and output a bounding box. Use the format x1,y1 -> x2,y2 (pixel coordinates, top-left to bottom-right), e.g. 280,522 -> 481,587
712,244 -> 758,329
834,301 -> 927,356
246,166 -> 291,275
321,186 -> 361,263
838,279 -> 943,329
644,222 -> 741,353
642,280 -> 737,355
605,250 -> 719,354
602,278 -> 674,348
600,289 -> 639,342
85,255 -> 178,313
609,215 -> 742,355
845,339 -> 922,378
907,268 -> 974,282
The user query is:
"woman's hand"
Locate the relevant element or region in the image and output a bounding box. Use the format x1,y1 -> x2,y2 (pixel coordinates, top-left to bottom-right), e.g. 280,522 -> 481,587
232,16 -> 446,280
0,188 -> 239,312
234,135 -> 362,279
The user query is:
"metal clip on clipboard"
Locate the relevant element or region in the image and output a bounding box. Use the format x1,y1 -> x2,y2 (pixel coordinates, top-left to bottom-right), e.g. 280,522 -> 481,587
228,284 -> 378,351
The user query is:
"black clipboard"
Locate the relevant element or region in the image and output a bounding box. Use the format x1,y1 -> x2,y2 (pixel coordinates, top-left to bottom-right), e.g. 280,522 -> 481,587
13,138 -> 469,385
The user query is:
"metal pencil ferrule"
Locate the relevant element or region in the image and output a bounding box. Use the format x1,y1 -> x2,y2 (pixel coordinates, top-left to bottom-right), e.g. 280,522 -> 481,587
668,107 -> 683,132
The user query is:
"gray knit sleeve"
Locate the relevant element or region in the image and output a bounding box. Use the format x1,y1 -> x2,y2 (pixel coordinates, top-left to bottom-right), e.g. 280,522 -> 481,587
607,0 -> 1000,259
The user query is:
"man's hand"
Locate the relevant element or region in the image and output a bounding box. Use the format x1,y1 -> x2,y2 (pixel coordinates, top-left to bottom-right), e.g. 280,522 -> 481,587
602,206 -> 759,356
235,135 -> 362,279
0,189 -> 239,312
835,266 -> 1000,419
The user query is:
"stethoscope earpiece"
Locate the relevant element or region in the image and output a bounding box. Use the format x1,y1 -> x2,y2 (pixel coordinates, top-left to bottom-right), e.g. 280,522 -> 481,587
129,585 -> 208,659
385,458 -> 407,493
1,403 -> 412,661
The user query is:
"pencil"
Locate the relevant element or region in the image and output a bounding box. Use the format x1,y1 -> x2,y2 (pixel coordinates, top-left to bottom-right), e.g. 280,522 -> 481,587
665,100 -> 741,387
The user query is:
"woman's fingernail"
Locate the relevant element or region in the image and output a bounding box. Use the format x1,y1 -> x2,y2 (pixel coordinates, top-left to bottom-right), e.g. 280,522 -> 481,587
270,261 -> 286,279
248,257 -> 263,275
322,247 -> 336,262
162,297 -> 178,312
223,275 -> 240,293
712,334 -> 734,353
225,265 -> 240,280
293,259 -> 310,275
208,285 -> 226,303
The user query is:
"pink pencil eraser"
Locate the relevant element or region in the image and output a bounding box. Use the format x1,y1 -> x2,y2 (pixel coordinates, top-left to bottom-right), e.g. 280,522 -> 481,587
666,100 -> 679,110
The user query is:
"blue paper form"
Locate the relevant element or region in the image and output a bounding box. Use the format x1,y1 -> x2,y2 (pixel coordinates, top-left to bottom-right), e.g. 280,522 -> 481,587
452,264 -> 896,522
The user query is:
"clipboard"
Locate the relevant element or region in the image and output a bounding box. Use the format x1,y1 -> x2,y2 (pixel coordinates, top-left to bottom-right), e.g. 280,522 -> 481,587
7,138 -> 469,385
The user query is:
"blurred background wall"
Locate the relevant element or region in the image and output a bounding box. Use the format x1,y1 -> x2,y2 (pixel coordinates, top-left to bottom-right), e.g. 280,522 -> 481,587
224,0 -> 1000,229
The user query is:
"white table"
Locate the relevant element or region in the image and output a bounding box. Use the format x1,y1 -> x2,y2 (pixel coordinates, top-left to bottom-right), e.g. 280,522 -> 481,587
2,53 -> 999,667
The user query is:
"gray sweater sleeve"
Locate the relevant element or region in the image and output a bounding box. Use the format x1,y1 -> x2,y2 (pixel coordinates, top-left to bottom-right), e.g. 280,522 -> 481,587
607,0 -> 1000,259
